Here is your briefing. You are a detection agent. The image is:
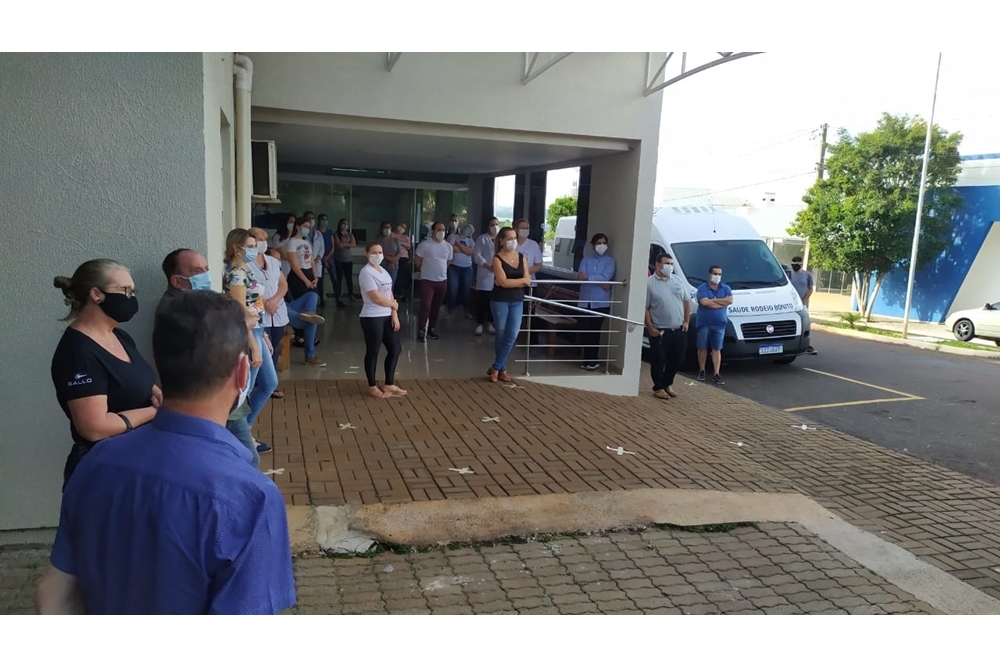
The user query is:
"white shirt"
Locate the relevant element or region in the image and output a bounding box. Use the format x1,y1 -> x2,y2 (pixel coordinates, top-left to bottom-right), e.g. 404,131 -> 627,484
310,232 -> 325,277
415,238 -> 453,282
517,238 -> 544,287
250,254 -> 289,328
285,237 -> 314,276
448,233 -> 475,268
270,232 -> 291,276
474,233 -> 497,291
358,264 -> 394,318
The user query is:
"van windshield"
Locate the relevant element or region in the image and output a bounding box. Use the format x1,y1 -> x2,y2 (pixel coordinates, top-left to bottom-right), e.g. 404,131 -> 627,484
671,239 -> 789,290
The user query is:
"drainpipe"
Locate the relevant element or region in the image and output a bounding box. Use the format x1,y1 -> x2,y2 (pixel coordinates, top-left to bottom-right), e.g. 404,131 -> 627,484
233,53 -> 254,230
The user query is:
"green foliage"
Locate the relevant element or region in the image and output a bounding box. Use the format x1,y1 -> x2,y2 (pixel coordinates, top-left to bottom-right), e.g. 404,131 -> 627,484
788,113 -> 963,319
545,196 -> 578,241
839,312 -> 863,329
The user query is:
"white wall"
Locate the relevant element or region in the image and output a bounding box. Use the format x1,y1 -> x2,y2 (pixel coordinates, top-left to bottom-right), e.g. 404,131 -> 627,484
247,52 -> 662,141
0,53 -> 211,535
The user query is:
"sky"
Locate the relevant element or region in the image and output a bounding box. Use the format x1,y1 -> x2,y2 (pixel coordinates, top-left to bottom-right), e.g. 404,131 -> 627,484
497,52 -> 1000,213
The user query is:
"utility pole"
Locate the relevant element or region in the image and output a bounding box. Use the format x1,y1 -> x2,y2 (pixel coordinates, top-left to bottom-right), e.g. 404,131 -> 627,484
816,123 -> 829,181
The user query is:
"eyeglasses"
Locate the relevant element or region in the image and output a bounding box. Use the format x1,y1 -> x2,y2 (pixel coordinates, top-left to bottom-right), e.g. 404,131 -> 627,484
105,285 -> 137,298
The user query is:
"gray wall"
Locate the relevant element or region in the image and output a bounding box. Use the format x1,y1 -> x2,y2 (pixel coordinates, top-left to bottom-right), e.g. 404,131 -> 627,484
0,53 -> 208,533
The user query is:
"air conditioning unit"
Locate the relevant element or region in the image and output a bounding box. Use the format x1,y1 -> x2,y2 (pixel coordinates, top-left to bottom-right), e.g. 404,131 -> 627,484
251,139 -> 280,203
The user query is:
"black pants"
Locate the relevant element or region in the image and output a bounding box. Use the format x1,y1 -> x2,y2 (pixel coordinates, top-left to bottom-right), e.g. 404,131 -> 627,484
336,261 -> 355,299
360,316 -> 401,387
395,257 -> 411,298
476,289 -> 494,325
650,327 -> 688,391
578,306 -> 610,363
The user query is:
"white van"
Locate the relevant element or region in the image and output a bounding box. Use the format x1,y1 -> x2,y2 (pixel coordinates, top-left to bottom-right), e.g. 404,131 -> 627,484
552,216 -> 577,270
645,206 -> 811,365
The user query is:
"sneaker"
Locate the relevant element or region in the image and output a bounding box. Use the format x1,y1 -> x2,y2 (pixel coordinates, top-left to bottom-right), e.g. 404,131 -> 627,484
807,346 -> 818,355
697,370 -> 706,382
428,329 -> 440,340
300,312 -> 325,325
653,389 -> 670,400
255,441 -> 272,454
581,363 -> 600,371
713,374 -> 725,385
487,323 -> 496,334
305,356 -> 327,367
416,332 -> 425,343
475,325 -> 484,336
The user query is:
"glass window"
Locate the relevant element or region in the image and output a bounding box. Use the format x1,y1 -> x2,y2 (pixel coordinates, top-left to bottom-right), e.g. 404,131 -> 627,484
670,239 -> 789,289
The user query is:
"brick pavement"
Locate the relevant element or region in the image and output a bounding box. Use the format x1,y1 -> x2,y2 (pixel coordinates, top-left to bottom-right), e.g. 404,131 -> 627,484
0,524 -> 940,615
255,376 -> 1000,601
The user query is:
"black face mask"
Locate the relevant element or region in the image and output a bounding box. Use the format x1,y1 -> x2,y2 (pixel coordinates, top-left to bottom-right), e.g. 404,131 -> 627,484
791,264 -> 802,271
99,292 -> 139,323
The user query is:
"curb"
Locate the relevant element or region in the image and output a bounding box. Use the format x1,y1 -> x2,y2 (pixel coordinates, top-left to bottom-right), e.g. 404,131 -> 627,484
812,322 -> 1000,360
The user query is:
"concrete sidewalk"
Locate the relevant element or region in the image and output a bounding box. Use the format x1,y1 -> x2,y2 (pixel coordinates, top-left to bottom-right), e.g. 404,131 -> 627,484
5,371 -> 1000,615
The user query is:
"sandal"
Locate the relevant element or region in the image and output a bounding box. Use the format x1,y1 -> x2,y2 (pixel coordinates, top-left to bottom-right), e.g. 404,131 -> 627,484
497,371 -> 513,383
271,389 -> 285,399
487,366 -> 499,383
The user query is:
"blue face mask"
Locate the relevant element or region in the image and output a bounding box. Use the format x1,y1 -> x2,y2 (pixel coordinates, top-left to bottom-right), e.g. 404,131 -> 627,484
188,272 -> 212,291
244,247 -> 259,262
301,228 -> 310,238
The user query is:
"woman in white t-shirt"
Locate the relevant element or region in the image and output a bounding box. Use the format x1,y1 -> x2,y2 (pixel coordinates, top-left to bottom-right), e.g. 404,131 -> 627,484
358,241 -> 406,399
270,213 -> 297,277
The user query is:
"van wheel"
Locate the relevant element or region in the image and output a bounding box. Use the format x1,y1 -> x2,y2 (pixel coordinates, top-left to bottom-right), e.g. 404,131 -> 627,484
773,356 -> 796,365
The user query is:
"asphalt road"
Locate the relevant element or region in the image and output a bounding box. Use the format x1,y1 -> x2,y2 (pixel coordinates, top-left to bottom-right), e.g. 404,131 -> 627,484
695,331 -> 1000,486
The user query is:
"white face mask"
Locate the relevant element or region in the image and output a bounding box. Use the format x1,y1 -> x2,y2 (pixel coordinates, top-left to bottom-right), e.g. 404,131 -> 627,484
489,225 -> 499,235
286,222 -> 294,232
595,243 -> 608,255
435,231 -> 446,241
517,228 -> 529,240
258,240 -> 268,254
235,360 -> 251,410
369,253 -> 383,266
382,228 -> 391,237
660,263 -> 673,277
397,226 -> 406,234
710,274 -> 722,284
505,239 -> 517,251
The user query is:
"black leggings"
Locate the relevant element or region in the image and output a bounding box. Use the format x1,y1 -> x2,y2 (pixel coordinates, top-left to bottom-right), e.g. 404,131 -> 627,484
360,316 -> 401,387
336,261 -> 354,299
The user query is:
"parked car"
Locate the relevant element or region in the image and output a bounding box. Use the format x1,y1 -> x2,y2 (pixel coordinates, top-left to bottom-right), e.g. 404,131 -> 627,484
945,301 -> 1000,345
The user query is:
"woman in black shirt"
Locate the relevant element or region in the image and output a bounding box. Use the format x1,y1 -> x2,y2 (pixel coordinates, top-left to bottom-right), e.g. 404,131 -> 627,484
488,227 -> 532,384
51,259 -> 159,487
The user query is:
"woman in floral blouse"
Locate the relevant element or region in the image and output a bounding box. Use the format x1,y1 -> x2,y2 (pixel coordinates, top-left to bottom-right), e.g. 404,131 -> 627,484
223,228 -> 277,450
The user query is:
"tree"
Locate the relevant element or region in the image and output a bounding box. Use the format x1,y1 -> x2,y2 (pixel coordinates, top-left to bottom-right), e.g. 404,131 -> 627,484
788,113 -> 963,320
545,196 -> 577,241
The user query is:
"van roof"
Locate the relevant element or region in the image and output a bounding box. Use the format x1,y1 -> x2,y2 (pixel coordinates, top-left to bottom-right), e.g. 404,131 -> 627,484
651,206 -> 762,244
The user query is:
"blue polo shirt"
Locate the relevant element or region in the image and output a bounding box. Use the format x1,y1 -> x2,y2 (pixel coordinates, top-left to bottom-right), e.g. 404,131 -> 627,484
51,409 -> 297,615
578,254 -> 617,310
695,282 -> 733,328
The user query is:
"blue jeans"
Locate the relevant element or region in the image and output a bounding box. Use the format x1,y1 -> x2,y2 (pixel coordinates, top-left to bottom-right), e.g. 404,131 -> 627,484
490,299 -> 524,373
247,327 -> 279,428
384,263 -> 399,290
286,291 -> 319,359
227,413 -> 260,467
447,264 -> 473,311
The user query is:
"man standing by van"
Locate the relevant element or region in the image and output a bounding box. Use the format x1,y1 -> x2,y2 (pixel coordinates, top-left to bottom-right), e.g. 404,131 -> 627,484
695,265 -> 732,385
790,256 -> 818,355
645,253 -> 692,399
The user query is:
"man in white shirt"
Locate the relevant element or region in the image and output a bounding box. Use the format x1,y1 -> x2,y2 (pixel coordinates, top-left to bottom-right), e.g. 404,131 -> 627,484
414,221 -> 453,342
473,217 -> 500,336
514,218 -> 544,346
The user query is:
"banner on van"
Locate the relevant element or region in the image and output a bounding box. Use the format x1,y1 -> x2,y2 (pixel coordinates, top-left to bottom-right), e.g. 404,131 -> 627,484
728,302 -> 797,315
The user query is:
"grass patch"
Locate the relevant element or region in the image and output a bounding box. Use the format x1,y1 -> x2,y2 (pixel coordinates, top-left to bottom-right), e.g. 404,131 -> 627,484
818,319 -> 996,350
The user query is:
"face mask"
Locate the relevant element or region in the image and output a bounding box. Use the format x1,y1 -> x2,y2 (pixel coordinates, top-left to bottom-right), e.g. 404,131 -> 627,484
382,228 -> 391,237
595,243 -> 608,255
660,264 -> 673,277
286,222 -> 294,232
98,292 -> 139,324
791,263 -> 802,271
517,229 -> 529,240
340,225 -> 349,232
435,231 -> 446,241
188,272 -> 212,291
397,226 -> 405,234
243,247 -> 259,262
489,225 -> 498,235
710,275 -> 722,284
258,241 -> 268,254
300,228 -> 310,238
463,228 -> 473,238
505,239 -> 517,251
233,358 -> 251,412
369,253 -> 384,266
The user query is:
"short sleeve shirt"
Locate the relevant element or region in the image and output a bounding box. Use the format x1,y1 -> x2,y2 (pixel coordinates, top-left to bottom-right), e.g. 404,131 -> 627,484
645,275 -> 692,330
358,264 -> 394,318
517,239 -> 544,286
50,409 -> 297,615
415,239 -> 454,282
224,261 -> 266,325
50,327 -> 157,452
695,282 -> 733,328
790,270 -> 814,300
448,234 -> 475,268
285,238 -> 314,272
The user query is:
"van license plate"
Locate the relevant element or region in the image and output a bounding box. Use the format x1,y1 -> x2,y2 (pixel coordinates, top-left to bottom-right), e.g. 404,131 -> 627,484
759,344 -> 783,355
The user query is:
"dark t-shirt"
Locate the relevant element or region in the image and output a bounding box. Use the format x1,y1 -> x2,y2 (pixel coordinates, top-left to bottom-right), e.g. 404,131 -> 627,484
50,327 -> 157,459
491,254 -> 526,303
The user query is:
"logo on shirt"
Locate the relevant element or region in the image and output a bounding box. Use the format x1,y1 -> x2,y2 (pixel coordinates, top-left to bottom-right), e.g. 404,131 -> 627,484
68,373 -> 93,387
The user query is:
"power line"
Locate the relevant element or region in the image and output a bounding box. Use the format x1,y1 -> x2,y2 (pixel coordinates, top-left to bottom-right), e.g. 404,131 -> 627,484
661,171 -> 817,203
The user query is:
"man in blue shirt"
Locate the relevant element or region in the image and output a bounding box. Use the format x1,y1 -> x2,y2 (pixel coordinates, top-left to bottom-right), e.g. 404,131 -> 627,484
35,290 -> 297,615
575,233 -> 617,371
695,264 -> 733,385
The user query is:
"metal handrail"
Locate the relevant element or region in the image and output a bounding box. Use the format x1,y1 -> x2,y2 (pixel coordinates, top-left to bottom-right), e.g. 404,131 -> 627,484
523,295 -> 644,328
533,279 -> 627,285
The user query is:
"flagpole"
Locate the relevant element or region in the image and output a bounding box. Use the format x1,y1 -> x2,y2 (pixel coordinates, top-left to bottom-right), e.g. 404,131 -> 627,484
901,52 -> 943,339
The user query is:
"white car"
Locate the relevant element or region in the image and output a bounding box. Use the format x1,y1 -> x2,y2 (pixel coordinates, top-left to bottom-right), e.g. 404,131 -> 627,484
945,301 -> 1000,345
